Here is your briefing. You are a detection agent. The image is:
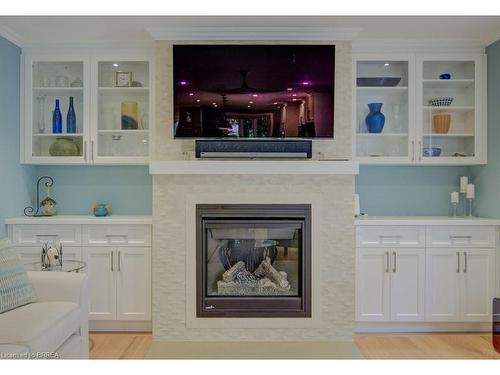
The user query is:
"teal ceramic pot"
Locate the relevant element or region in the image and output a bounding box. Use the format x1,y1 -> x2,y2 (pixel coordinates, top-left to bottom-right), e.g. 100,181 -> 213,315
49,137 -> 80,156
93,203 -> 110,217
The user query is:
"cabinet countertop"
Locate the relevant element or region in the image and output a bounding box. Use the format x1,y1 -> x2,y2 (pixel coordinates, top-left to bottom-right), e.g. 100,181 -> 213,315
355,216 -> 500,226
5,215 -> 152,225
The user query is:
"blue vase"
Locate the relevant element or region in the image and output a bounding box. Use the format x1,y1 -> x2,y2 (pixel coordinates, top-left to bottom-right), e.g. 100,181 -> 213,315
66,96 -> 76,133
52,99 -> 62,134
365,102 -> 385,133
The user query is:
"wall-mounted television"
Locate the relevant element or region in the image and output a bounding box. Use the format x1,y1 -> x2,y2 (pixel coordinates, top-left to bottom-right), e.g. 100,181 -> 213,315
173,44 -> 335,139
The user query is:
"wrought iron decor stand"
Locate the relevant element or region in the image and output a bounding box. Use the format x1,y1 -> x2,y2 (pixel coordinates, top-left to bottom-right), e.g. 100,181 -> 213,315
24,176 -> 54,217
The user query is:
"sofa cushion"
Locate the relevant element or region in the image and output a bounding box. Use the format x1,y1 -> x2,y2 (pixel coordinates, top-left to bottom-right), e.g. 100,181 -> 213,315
0,239 -> 36,313
0,301 -> 81,354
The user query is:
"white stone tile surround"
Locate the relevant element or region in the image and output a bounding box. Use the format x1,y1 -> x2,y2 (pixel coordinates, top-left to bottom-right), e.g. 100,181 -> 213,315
152,40 -> 355,341
153,175 -> 355,341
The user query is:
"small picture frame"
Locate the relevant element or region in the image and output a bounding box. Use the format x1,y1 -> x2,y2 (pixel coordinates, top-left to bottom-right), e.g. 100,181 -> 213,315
115,71 -> 132,87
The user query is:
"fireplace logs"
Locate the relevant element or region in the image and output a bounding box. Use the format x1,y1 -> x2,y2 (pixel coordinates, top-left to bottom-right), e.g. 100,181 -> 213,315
217,256 -> 291,296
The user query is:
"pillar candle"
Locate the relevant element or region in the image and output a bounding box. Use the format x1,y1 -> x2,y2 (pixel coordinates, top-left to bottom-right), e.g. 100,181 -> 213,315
466,184 -> 475,199
451,191 -> 459,204
460,176 -> 469,193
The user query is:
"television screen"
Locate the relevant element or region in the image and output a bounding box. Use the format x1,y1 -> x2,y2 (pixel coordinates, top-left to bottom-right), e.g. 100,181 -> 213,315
173,44 -> 335,138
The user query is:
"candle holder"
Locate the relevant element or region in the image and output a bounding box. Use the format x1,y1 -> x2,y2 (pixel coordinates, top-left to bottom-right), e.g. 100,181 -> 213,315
452,202 -> 458,217
468,198 -> 474,217
460,192 -> 467,217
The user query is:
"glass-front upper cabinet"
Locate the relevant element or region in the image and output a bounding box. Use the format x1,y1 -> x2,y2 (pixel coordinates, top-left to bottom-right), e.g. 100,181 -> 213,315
416,55 -> 485,164
23,54 -> 90,164
355,54 -> 415,163
92,58 -> 151,164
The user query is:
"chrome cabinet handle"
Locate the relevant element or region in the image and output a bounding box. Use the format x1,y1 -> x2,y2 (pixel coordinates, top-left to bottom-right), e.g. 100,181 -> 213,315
84,141 -> 87,161
385,251 -> 390,273
450,235 -> 472,239
392,251 -> 397,273
111,251 -> 114,272
91,141 -> 94,162
118,251 -> 121,272
418,141 -> 422,161
463,252 -> 467,273
456,251 -> 460,273
411,141 -> 415,161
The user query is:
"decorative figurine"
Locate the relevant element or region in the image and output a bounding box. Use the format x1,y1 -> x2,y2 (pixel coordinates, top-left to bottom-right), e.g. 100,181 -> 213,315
41,242 -> 63,268
40,186 -> 57,216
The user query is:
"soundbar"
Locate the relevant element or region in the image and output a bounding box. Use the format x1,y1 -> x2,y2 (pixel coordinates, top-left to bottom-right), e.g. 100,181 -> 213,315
195,140 -> 312,159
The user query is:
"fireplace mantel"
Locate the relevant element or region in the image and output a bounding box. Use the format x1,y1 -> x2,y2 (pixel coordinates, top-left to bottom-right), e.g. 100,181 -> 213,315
149,160 -> 359,175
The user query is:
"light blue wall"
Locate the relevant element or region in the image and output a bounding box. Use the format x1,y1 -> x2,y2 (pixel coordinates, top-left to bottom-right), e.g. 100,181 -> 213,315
35,166 -> 152,215
472,39 -> 500,218
0,37 -> 36,238
356,166 -> 472,216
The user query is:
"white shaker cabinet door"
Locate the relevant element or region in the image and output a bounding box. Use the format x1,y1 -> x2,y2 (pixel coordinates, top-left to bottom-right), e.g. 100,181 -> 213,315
390,248 -> 425,321
356,248 -> 391,321
115,247 -> 151,321
86,247 -> 116,320
460,249 -> 496,322
425,248 -> 461,321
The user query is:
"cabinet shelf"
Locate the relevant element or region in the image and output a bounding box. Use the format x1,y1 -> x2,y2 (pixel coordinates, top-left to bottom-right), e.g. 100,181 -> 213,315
32,133 -> 84,137
98,129 -> 149,134
423,79 -> 475,88
356,133 -> 408,137
423,133 -> 474,137
423,106 -> 475,113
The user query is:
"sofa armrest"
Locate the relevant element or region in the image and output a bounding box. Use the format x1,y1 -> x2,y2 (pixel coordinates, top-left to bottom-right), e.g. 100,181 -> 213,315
27,271 -> 87,305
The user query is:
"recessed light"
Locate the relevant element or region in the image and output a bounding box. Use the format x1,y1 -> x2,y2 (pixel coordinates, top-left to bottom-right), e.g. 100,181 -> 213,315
113,63 -> 119,67
384,63 -> 390,66
248,105 -> 251,108
252,94 -> 258,97
300,80 -> 312,86
292,98 -> 297,101
179,80 -> 189,86
196,99 -> 201,103
273,102 -> 278,105
287,88 -> 293,91
292,94 -> 297,97
188,92 -> 194,96
249,101 -> 254,104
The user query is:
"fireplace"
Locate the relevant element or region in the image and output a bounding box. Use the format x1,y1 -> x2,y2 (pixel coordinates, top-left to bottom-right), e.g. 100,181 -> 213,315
196,204 -> 311,318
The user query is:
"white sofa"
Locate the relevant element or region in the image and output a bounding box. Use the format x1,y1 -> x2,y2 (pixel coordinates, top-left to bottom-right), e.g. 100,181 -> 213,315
0,271 -> 89,359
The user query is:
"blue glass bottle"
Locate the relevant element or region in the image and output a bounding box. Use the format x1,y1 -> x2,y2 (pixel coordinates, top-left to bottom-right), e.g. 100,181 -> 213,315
52,99 -> 62,134
67,96 -> 76,133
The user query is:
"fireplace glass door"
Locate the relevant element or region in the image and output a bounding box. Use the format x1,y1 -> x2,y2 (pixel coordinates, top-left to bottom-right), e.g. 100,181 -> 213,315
197,205 -> 311,318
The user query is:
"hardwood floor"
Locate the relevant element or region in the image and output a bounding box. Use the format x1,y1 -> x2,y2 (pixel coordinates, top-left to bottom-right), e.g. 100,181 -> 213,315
88,332 -> 500,359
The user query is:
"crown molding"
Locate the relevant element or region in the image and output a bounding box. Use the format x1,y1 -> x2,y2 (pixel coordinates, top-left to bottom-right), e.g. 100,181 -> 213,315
147,26 -> 362,41
353,38 -> 486,54
0,23 -> 24,47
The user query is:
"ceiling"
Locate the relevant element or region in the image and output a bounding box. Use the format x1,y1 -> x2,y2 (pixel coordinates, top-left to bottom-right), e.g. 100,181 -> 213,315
0,16 -> 500,47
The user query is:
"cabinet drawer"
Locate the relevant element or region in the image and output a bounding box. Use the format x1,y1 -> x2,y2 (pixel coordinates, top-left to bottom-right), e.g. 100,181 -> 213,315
11,225 -> 82,246
356,226 -> 425,247
426,226 -> 497,247
83,225 -> 151,246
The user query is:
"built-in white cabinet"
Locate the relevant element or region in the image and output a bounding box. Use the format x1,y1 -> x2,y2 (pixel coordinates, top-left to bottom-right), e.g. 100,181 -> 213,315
356,247 -> 425,322
354,53 -> 486,165
87,246 -> 151,321
6,217 -> 152,330
356,222 -> 498,329
426,248 -> 495,322
21,49 -> 154,165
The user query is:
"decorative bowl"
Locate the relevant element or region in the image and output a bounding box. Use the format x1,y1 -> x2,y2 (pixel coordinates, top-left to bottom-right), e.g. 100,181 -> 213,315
428,97 -> 454,107
357,77 -> 401,87
423,147 -> 442,157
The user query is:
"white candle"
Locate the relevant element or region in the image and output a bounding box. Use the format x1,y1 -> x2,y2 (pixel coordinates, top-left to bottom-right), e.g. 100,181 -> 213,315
466,184 -> 475,199
460,176 -> 469,193
451,191 -> 459,204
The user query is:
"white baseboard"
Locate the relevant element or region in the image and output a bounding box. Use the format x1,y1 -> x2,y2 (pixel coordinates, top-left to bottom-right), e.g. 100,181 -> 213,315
355,322 -> 491,333
89,320 -> 152,332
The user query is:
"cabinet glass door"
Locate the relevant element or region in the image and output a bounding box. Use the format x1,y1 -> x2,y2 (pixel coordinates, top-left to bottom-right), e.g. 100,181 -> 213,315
355,58 -> 413,162
30,60 -> 86,161
95,60 -> 150,163
419,59 -> 478,162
